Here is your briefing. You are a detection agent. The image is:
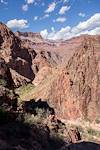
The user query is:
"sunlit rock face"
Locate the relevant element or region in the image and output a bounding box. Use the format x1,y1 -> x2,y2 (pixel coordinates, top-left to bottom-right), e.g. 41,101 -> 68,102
0,22 -> 100,122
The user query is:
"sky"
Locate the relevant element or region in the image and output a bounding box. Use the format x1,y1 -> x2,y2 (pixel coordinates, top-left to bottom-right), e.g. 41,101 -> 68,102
0,0 -> 100,40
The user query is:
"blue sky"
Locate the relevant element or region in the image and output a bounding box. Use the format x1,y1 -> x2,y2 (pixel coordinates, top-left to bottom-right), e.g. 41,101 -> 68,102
0,0 -> 100,40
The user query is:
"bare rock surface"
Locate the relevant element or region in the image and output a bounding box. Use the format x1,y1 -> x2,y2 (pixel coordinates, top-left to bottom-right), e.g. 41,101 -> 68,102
0,22 -> 100,149
0,22 -> 100,122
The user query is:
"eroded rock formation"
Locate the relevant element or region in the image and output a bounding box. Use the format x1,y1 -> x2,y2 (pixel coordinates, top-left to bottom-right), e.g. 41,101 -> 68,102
0,22 -> 100,122
0,22 -> 100,149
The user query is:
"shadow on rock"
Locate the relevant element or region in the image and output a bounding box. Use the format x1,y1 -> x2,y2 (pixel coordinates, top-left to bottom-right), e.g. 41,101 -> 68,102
22,99 -> 55,115
60,141 -> 100,150
0,110 -> 64,150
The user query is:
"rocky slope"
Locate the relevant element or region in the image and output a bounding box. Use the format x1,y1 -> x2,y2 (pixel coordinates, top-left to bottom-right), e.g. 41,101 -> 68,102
0,22 -> 100,123
0,60 -> 99,149
0,58 -> 82,150
16,32 -> 100,122
0,22 -> 100,149
46,36 -> 100,121
0,23 -> 62,87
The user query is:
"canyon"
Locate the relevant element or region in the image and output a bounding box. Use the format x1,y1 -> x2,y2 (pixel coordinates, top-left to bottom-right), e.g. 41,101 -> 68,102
0,22 -> 100,149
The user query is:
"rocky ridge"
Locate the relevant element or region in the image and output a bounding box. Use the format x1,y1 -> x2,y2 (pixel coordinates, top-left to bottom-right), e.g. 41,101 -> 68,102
0,22 -> 100,122
0,58 -> 82,150
0,61 -> 99,149
16,33 -> 100,122
0,22 -> 100,149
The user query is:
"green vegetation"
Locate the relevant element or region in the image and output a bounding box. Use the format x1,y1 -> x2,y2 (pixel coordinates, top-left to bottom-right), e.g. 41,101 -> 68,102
0,77 -> 7,87
95,119 -> 100,124
87,128 -> 100,137
24,108 -> 51,125
65,122 -> 100,143
15,83 -> 35,102
0,107 -> 8,123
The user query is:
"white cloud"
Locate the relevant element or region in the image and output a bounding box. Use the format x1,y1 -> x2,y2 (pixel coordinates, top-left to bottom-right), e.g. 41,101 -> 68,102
0,0 -> 8,4
22,0 -> 38,12
22,4 -> 28,11
72,13 -> 100,34
78,12 -> 86,17
44,14 -> 49,18
39,14 -> 50,20
40,29 -> 48,39
63,0 -> 69,3
88,27 -> 100,35
33,16 -> 38,21
40,26 -> 71,40
45,2 -> 56,13
55,17 -> 67,23
59,5 -> 70,15
51,27 -> 55,32
42,14 -> 50,19
26,0 -> 34,4
6,19 -> 29,29
40,13 -> 100,40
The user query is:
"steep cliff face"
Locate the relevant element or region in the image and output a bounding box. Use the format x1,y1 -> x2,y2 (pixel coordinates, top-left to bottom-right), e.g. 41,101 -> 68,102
65,36 -> 100,121
48,36 -> 100,121
0,23 -> 34,86
0,58 -> 17,113
0,61 -> 99,150
15,31 -> 44,43
17,35 -> 100,122
0,22 -> 100,122
0,58 -> 14,88
0,59 -> 82,150
0,23 -> 61,87
0,22 -> 20,51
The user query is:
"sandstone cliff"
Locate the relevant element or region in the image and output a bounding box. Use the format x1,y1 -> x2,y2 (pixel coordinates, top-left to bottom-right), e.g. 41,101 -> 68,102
0,22 -> 100,122
0,22 -> 100,149
15,35 -> 100,122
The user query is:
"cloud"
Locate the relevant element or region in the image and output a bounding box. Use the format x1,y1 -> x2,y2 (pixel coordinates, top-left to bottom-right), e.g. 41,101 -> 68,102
22,4 -> 28,11
40,14 -> 50,20
33,16 -> 38,21
40,29 -> 48,39
43,14 -> 49,18
34,14 -> 49,21
78,12 -> 86,17
26,0 -> 34,4
51,27 -> 55,32
0,0 -> 8,4
87,27 -> 100,35
40,13 -> 100,40
22,0 -> 39,11
54,17 -> 67,23
72,13 -> 100,34
40,26 -> 71,40
6,19 -> 29,29
63,0 -> 69,3
59,5 -> 71,15
45,2 -> 56,13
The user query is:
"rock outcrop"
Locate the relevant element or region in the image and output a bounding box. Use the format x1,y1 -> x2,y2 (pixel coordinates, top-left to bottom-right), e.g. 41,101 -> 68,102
0,23 -> 62,87
16,35 -> 100,122
0,22 -> 100,149
0,23 -> 34,86
42,36 -> 100,121
0,22 -> 100,122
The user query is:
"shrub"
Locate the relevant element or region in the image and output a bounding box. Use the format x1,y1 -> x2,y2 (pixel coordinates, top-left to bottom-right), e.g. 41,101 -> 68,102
95,119 -> 100,124
0,78 -> 7,86
87,128 -> 100,137
0,107 -> 8,123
